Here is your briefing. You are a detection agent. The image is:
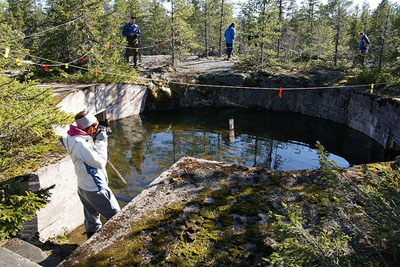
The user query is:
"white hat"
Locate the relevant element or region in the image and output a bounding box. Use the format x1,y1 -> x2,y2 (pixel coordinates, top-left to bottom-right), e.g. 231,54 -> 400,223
76,113 -> 97,129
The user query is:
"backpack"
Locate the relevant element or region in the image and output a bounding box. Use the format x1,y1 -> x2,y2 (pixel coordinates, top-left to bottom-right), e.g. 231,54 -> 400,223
363,35 -> 370,48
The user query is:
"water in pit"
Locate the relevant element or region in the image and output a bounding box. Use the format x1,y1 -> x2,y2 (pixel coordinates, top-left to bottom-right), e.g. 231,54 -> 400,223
106,108 -> 387,205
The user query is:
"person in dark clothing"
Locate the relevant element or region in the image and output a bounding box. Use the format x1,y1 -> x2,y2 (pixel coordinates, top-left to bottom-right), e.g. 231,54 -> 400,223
224,23 -> 236,59
353,32 -> 370,67
122,16 -> 141,67
358,32 -> 370,55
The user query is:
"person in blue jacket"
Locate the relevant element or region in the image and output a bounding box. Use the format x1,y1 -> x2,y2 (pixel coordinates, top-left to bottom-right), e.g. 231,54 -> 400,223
122,16 -> 141,67
224,23 -> 236,59
355,32 -> 370,66
358,32 -> 370,55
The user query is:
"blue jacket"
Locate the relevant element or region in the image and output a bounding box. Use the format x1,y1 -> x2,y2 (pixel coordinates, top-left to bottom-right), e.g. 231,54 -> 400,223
224,26 -> 235,44
122,23 -> 141,39
359,34 -> 370,52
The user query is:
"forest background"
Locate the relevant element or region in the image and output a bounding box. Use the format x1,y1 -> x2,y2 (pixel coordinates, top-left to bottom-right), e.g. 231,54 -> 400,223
1,1 -> 400,265
0,0 -> 399,83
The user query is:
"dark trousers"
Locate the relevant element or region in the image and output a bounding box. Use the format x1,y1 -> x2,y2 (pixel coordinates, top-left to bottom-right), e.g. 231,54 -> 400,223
226,43 -> 233,58
125,37 -> 139,65
353,49 -> 367,67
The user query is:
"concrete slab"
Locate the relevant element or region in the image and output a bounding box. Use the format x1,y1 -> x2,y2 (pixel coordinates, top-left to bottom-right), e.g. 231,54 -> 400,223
0,247 -> 40,267
37,83 -> 95,98
2,238 -> 47,263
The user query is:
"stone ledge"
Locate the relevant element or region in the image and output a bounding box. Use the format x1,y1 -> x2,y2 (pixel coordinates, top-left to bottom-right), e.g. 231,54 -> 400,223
60,157 -> 369,265
0,247 -> 41,267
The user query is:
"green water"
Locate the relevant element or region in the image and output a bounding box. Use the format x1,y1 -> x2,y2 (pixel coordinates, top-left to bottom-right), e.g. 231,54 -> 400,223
107,108 -> 386,204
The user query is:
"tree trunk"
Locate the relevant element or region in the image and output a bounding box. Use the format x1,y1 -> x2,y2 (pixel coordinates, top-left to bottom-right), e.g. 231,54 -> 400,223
334,6 -> 341,66
277,0 -> 283,57
260,0 -> 266,71
378,6 -> 390,69
219,0 -> 224,57
204,0 -> 208,58
310,0 -> 314,34
171,0 -> 175,67
334,26 -> 339,66
261,42 -> 264,71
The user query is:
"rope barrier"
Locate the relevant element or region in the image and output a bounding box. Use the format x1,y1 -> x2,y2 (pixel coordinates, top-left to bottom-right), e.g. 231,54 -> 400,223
0,15 -> 85,45
11,48 -> 94,67
2,50 -> 397,91
109,38 -> 171,51
4,53 -> 134,78
1,20 -> 397,93
168,81 -> 394,91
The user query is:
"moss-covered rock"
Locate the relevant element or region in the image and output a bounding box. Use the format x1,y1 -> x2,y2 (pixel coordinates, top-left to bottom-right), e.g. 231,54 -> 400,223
60,158 -> 400,266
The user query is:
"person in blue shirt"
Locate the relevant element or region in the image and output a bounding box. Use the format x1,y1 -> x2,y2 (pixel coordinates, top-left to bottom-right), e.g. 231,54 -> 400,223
224,23 -> 236,59
358,32 -> 370,55
122,16 -> 141,67
354,32 -> 370,66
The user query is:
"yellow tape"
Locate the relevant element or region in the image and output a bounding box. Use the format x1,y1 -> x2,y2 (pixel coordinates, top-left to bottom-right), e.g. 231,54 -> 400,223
16,59 -> 21,66
65,63 -> 69,69
370,83 -> 374,94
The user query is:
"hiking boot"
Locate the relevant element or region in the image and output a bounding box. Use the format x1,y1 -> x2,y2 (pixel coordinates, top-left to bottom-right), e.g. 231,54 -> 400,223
85,231 -> 96,239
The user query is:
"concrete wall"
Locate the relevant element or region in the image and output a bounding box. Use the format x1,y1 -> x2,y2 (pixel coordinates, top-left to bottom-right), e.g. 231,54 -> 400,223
26,81 -> 400,241
18,157 -> 83,242
20,83 -> 147,242
176,86 -> 400,148
54,83 -> 147,136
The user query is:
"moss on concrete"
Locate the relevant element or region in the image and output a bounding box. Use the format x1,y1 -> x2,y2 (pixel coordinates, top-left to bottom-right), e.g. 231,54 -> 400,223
78,164 -> 279,266
66,157 -> 400,266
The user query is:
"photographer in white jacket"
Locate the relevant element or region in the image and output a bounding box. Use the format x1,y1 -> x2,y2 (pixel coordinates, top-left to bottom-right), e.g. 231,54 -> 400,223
62,111 -> 120,238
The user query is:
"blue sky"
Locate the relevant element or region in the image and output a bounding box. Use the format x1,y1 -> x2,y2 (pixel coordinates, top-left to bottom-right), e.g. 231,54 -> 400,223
163,0 -> 399,15
234,0 -> 397,10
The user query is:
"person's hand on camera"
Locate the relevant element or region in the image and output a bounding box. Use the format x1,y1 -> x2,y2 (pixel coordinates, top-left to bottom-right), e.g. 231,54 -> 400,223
94,126 -> 108,141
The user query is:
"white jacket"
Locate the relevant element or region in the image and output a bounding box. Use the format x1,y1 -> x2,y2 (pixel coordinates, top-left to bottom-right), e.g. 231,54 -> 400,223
62,134 -> 109,191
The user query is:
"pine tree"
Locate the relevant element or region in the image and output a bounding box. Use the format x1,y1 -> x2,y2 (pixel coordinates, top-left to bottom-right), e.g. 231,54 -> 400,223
368,0 -> 392,69
388,4 -> 400,76
347,5 -> 362,60
29,0 -> 128,78
327,0 -> 351,66
297,0 -> 321,59
168,0 -> 196,63
242,0 -> 279,70
283,0 -> 301,58
141,1 -> 169,55
5,0 -> 43,33
297,0 -> 334,61
0,19 -> 29,71
360,1 -> 370,33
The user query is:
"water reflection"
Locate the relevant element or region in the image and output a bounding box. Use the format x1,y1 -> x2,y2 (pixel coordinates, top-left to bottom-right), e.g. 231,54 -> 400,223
107,108 -> 386,205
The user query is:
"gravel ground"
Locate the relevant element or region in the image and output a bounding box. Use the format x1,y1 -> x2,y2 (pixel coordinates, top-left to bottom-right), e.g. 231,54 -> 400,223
139,55 -> 236,73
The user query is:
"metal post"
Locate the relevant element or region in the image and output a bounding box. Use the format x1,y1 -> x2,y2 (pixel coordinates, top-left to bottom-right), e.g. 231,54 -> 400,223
229,118 -> 235,143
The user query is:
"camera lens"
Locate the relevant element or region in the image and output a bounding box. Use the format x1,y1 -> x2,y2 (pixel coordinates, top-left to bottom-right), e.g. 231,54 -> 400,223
98,125 -> 112,135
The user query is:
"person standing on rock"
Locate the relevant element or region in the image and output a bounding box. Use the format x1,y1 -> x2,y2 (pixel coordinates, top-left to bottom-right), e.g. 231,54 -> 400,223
224,23 -> 236,59
122,16 -> 141,67
61,111 -> 120,239
353,32 -> 370,67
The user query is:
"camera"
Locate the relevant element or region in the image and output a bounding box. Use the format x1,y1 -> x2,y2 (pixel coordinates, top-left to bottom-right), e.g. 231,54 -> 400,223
98,125 -> 112,135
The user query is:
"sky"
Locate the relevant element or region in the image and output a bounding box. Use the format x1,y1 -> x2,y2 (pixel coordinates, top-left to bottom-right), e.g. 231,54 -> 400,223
162,0 -> 399,16
233,0 -> 399,11
319,0 -> 396,9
